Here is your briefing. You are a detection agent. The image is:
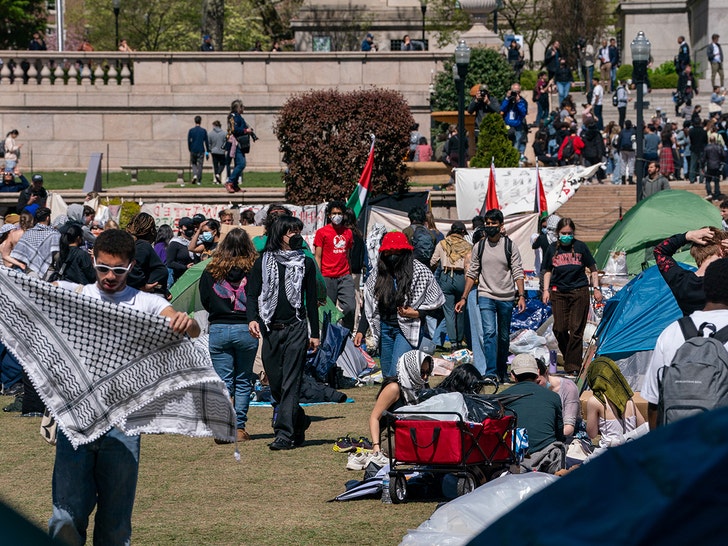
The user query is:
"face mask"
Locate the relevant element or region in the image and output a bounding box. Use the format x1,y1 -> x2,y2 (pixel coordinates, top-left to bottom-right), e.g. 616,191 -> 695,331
200,232 -> 214,243
183,228 -> 195,238
541,228 -> 548,234
288,234 -> 304,250
559,234 -> 574,245
331,214 -> 343,225
484,225 -> 500,238
226,267 -> 245,284
382,254 -> 400,268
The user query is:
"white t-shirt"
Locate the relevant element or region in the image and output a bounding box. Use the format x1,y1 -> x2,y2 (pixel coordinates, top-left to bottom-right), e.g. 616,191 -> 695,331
592,84 -> 604,107
57,281 -> 170,316
642,309 -> 728,404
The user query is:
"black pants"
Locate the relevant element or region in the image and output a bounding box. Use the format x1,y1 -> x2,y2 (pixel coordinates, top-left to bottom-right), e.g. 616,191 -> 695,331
262,320 -> 309,443
211,153 -> 227,179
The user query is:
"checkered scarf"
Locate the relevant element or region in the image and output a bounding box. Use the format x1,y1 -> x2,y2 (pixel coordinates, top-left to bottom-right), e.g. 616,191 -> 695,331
0,267 -> 236,447
364,259 -> 445,348
9,224 -> 60,277
397,350 -> 428,404
259,250 -> 305,327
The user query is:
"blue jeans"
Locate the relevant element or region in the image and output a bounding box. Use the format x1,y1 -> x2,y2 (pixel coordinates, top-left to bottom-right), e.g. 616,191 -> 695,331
379,321 -> 418,378
513,127 -> 526,154
49,427 -> 141,546
478,296 -> 514,379
209,323 -> 258,430
556,81 -> 571,107
466,290 -> 486,375
228,147 -> 246,186
438,272 -> 466,344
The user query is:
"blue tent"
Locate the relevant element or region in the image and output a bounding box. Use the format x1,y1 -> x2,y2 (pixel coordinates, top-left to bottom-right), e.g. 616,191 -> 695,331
594,265 -> 687,361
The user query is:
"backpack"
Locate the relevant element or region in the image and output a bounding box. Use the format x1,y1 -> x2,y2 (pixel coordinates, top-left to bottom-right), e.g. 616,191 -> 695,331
657,317 -> 728,426
561,137 -> 575,161
410,225 -> 437,265
611,88 -> 619,107
475,235 -> 514,271
0,140 -> 4,158
619,130 -> 634,151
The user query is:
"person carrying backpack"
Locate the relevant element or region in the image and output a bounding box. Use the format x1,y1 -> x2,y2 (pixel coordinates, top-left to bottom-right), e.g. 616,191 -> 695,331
642,258 -> 728,430
557,129 -> 584,165
403,206 -> 438,267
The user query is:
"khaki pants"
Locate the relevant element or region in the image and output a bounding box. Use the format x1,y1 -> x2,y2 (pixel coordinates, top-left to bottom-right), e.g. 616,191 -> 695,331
600,62 -> 611,89
712,61 -> 724,88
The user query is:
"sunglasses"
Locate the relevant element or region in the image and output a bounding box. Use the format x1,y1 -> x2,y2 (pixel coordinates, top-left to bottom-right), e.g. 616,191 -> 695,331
93,259 -> 132,276
90,225 -> 103,230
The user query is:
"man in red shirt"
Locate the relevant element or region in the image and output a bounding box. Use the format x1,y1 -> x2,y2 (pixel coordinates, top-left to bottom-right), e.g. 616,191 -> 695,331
314,200 -> 356,331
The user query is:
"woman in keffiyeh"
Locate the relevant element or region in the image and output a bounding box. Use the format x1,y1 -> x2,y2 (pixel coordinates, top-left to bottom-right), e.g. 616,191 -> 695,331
247,215 -> 320,451
364,231 -> 445,378
368,350 -> 432,456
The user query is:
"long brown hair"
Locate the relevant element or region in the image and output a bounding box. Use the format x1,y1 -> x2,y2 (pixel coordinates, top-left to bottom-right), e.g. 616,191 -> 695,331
206,228 -> 257,280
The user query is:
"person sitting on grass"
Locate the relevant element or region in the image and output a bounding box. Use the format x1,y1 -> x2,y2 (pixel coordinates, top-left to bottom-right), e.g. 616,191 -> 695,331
536,358 -> 584,440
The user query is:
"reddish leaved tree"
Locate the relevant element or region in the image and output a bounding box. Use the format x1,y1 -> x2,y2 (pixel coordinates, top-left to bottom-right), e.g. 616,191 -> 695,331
274,88 -> 414,205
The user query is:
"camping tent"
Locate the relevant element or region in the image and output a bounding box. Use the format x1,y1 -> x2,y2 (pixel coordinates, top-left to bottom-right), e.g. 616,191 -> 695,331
594,190 -> 721,276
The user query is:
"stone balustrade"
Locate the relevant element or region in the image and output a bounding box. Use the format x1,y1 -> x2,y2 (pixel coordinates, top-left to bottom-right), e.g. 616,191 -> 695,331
0,51 -> 448,172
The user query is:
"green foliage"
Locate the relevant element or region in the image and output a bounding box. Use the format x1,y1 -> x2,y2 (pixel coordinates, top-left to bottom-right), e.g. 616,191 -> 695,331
519,70 -> 538,91
431,47 -> 515,112
0,0 -> 46,49
274,88 -> 413,205
426,0 -> 472,48
616,64 -> 633,81
545,0 -> 614,66
616,64 -> 678,89
470,114 -> 520,169
651,61 -> 677,76
119,202 -> 141,229
649,73 -> 678,89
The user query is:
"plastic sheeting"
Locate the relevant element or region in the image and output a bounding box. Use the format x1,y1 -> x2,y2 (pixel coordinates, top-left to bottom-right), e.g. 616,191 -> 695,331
394,392 -> 468,421
399,473 -> 557,546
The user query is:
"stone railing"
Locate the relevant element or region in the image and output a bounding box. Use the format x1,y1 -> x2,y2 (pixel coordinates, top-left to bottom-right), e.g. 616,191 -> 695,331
0,53 -> 134,86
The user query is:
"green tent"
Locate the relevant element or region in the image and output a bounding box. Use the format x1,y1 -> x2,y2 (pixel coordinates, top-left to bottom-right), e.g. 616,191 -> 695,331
594,190 -> 721,276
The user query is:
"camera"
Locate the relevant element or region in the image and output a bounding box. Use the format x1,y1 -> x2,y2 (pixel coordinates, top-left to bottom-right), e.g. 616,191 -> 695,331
249,130 -> 259,142
479,89 -> 487,99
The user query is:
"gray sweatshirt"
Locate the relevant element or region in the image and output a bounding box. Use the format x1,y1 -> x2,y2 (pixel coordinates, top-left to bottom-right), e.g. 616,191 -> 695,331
466,236 -> 524,301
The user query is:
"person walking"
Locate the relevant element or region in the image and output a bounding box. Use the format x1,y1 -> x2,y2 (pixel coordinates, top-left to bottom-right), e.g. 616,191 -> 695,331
187,116 -> 209,186
208,120 -> 228,184
225,100 -> 254,193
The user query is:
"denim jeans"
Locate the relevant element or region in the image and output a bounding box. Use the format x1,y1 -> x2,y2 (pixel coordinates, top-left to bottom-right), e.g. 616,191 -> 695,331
228,147 -> 246,187
438,272 -> 466,344
379,321 -> 418,378
478,296 -> 514,379
49,427 -> 141,546
209,323 -> 259,430
556,81 -> 571,107
513,127 -> 526,154
466,290 -> 486,375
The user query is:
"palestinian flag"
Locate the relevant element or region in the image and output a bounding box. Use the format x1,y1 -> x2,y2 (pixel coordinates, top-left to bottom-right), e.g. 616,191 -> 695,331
346,136 -> 375,218
534,163 -> 548,214
480,157 -> 500,215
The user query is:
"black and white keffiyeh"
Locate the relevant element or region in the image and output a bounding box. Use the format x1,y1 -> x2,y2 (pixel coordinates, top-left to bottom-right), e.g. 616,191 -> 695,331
9,224 -> 60,277
258,250 -> 305,326
364,259 -> 445,348
0,267 -> 236,447
397,350 -> 428,404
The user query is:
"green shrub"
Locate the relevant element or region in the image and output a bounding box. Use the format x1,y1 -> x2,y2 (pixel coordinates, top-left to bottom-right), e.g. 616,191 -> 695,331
649,73 -> 678,89
519,70 -> 538,91
651,61 -> 677,76
470,113 -> 520,169
431,47 -> 515,112
274,88 -> 413,205
616,64 -> 633,81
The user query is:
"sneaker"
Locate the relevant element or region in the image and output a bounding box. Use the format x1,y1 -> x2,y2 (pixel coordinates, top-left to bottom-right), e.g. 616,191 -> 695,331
179,182 -> 186,187
233,185 -> 242,193
237,428 -> 251,442
1,382 -> 23,397
352,436 -> 373,450
191,177 -> 198,185
368,451 -> 389,467
346,452 -> 369,471
269,437 -> 295,451
333,435 -> 355,453
224,182 -> 235,194
214,174 -> 221,184
3,396 -> 23,412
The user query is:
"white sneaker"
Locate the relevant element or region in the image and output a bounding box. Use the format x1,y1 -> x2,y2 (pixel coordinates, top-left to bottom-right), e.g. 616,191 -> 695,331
346,452 -> 369,471
368,451 -> 389,467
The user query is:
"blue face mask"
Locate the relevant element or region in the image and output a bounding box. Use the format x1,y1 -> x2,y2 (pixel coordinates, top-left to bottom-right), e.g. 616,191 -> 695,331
200,232 -> 214,243
559,234 -> 574,245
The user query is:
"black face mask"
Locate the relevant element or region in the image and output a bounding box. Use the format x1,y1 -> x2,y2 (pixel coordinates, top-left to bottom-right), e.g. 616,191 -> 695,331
226,266 -> 245,284
483,225 -> 500,238
382,254 -> 400,269
288,234 -> 304,250
183,228 -> 195,238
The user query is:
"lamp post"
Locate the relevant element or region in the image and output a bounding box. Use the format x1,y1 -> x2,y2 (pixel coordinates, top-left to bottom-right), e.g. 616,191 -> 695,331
455,39 -> 471,169
631,31 -> 651,201
419,0 -> 427,49
113,0 -> 121,50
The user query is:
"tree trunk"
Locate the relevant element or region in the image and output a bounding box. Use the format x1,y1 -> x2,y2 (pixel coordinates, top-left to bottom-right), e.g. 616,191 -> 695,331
203,0 -> 225,51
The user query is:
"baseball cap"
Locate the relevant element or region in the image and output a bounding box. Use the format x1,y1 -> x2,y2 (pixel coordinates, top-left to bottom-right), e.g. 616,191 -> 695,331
510,354 -> 539,376
379,232 -> 414,253
179,217 -> 193,228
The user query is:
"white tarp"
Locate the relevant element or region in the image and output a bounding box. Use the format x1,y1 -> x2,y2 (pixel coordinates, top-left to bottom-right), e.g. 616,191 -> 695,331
454,164 -> 602,219
367,206 -> 540,272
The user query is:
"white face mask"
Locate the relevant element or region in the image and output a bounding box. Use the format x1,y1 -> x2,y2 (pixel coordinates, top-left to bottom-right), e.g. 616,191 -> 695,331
331,214 -> 343,225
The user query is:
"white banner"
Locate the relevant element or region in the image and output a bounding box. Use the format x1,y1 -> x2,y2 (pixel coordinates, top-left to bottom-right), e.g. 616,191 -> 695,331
454,164 -> 602,220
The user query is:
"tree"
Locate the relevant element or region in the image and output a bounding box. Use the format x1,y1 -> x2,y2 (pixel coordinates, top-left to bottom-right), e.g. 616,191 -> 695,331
470,113 -> 520,168
426,0 -> 472,48
498,0 -> 549,69
431,47 -> 515,112
0,0 -> 46,50
544,0 -> 615,66
202,0 -> 224,51
274,88 -> 413,205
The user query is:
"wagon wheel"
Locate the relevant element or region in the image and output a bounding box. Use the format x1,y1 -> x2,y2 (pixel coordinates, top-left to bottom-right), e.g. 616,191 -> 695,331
456,473 -> 476,497
470,466 -> 488,486
390,473 -> 408,504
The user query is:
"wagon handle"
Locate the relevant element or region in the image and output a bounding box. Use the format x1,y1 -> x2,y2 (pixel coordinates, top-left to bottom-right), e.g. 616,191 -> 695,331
409,426 -> 441,449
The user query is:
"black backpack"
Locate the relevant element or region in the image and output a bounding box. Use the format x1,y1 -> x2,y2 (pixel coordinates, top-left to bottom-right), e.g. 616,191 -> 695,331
561,137 -> 575,161
612,88 -> 619,107
657,317 -> 728,426
410,225 -> 437,265
475,235 -> 514,270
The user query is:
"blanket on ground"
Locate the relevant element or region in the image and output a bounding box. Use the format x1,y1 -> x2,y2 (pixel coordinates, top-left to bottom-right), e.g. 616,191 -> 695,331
0,267 -> 235,447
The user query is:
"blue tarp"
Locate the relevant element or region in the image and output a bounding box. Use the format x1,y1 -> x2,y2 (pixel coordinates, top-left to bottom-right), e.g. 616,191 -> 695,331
594,265 -> 688,360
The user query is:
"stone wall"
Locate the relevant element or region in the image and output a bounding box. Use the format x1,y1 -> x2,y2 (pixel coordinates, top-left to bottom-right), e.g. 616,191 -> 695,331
0,51 -> 448,172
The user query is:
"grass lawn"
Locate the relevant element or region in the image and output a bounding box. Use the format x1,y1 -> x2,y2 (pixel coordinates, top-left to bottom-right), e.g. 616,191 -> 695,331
35,171 -> 285,191
0,385 -> 437,545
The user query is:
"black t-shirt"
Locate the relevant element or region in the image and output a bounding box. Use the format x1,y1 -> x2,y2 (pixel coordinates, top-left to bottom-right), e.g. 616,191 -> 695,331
654,233 -> 705,316
199,269 -> 250,324
541,239 -> 596,291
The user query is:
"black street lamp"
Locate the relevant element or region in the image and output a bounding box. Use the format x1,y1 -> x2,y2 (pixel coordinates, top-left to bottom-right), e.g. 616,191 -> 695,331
113,0 -> 121,50
631,31 -> 651,201
419,0 -> 427,50
455,39 -> 471,169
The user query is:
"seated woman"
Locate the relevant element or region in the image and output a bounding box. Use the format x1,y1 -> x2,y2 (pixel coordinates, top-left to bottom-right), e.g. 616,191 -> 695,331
369,350 -> 432,457
585,357 -> 646,448
536,359 -> 583,439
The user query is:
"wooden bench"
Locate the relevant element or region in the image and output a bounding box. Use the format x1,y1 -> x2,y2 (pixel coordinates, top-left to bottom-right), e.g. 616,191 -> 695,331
121,164 -> 213,185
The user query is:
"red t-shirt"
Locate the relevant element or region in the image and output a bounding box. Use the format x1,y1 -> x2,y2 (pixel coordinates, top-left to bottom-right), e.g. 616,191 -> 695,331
313,223 -> 353,277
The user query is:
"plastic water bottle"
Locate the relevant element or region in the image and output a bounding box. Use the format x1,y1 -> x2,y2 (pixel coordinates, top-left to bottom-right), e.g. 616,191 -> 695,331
381,473 -> 392,504
252,380 -> 262,402
549,350 -> 558,374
